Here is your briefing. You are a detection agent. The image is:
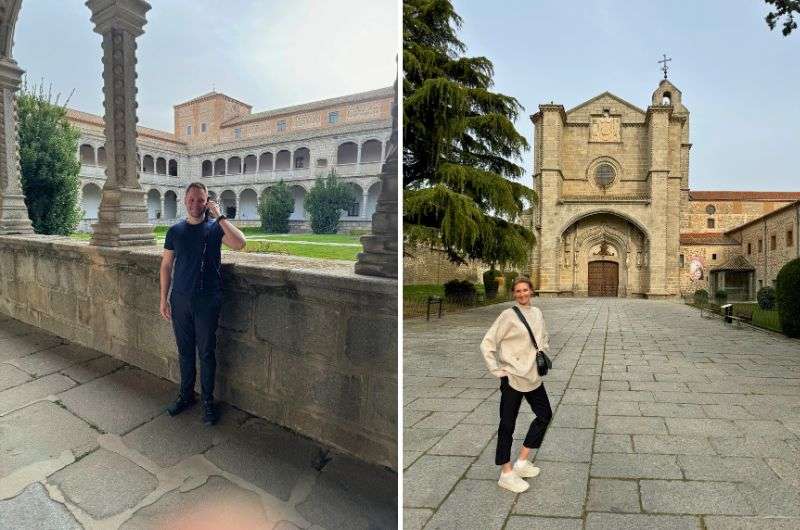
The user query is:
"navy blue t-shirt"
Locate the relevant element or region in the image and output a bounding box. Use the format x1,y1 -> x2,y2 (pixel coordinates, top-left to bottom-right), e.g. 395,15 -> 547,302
164,219 -> 225,295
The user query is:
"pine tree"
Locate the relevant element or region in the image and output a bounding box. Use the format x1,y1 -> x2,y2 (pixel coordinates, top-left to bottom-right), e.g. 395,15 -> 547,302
403,0 -> 536,268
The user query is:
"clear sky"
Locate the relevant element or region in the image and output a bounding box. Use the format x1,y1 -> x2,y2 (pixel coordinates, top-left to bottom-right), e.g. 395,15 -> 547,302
453,0 -> 799,191
14,0 -> 398,133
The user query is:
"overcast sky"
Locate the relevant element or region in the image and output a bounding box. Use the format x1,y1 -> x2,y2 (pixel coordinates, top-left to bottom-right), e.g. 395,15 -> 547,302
454,0 -> 799,191
14,0 -> 398,132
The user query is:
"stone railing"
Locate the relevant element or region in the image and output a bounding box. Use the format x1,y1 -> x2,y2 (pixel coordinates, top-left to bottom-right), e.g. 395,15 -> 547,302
0,235 -> 397,469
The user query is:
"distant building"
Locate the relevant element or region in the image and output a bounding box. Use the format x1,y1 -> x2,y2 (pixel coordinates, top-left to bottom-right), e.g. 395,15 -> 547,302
72,87 -> 393,232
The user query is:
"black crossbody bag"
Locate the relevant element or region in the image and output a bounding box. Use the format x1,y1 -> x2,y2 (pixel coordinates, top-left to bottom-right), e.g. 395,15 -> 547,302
511,306 -> 552,377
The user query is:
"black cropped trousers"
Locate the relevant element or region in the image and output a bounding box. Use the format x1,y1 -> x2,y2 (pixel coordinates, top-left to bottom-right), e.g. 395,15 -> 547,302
495,377 -> 552,465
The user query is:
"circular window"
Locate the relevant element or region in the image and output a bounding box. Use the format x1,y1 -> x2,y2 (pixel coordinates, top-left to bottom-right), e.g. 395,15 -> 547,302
705,204 -> 716,215
595,163 -> 615,189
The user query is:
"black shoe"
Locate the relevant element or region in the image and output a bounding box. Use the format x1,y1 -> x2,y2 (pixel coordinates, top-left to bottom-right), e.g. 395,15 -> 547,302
203,400 -> 219,426
166,395 -> 196,417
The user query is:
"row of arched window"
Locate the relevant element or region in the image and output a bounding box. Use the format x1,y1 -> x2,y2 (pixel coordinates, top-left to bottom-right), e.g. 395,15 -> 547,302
79,144 -> 179,177
199,139 -> 383,177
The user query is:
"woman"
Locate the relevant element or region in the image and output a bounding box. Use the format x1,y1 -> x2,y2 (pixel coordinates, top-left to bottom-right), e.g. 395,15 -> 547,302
480,276 -> 553,493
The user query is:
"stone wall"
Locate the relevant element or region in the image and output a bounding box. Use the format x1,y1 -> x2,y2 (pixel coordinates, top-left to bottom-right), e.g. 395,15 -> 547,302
403,245 -> 489,285
0,235 -> 397,469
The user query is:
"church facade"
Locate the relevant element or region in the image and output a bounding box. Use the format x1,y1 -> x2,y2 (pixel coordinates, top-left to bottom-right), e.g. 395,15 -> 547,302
529,79 -> 800,299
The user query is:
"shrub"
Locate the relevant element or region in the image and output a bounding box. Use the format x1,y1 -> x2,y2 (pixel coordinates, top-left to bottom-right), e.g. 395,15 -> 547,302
776,258 -> 800,338
693,289 -> 709,306
503,271 -> 519,294
715,289 -> 728,305
444,279 -> 476,304
757,286 -> 776,310
483,269 -> 502,299
304,169 -> 355,234
257,180 -> 293,233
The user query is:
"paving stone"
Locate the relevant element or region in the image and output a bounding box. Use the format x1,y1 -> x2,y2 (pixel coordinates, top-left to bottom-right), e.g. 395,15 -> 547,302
57,367 -> 174,434
0,333 -> 64,361
599,390 -> 654,402
404,386 -> 465,399
640,480 -> 754,515
0,401 -> 97,477
205,418 -> 322,502
765,458 -> 800,489
632,435 -> 716,455
677,455 -> 779,481
590,453 -> 682,479
702,404 -> 757,419
512,462 -> 589,517
405,409 -> 430,428
412,411 -> 467,430
585,513 -> 700,530
594,433 -> 633,453
295,454 -> 396,530
733,420 -> 796,439
737,479 -> 800,516
59,355 -> 125,384
405,428 -> 449,452
405,398 -> 484,412
638,402 -> 706,418
0,482 -> 81,530
49,448 -> 157,519
457,387 -> 496,399
11,343 -> 101,377
705,516 -> 800,529
428,423 -> 495,456
664,417 -> 740,437
404,451 -> 422,469
423,479 -> 515,530
0,373 -> 76,414
596,416 -> 667,435
0,363 -> 32,391
561,388 -> 598,405
403,455 -> 472,508
586,478 -> 640,512
403,508 -> 432,530
597,401 -> 641,416
551,404 -> 596,428
537,427 -> 593,462
119,475 -> 269,529
505,516 -> 583,530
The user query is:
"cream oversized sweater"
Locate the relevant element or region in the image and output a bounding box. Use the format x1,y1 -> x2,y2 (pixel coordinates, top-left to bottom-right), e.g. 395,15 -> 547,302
480,303 -> 550,392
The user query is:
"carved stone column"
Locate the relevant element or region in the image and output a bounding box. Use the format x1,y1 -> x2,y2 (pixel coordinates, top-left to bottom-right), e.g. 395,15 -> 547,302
87,0 -> 154,247
355,78 -> 397,278
0,57 -> 33,234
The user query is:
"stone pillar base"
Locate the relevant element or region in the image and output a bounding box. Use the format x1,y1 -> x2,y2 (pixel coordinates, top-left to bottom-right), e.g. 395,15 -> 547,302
90,188 -> 154,247
355,208 -> 397,277
0,193 -> 34,234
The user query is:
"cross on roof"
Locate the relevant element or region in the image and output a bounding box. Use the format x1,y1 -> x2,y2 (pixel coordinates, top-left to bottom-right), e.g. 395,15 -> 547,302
658,54 -> 672,79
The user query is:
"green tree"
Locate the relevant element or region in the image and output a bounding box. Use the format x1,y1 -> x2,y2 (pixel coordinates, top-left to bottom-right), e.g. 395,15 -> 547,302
776,258 -> 800,337
304,169 -> 355,234
765,0 -> 799,35
403,0 -> 536,269
258,180 -> 293,233
19,81 -> 82,235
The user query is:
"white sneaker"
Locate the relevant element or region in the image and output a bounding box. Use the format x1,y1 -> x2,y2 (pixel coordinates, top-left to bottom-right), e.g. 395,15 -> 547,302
498,471 -> 529,493
513,460 -> 541,478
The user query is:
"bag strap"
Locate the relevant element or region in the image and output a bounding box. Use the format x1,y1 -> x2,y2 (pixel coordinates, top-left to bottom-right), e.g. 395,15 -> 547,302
511,306 -> 539,351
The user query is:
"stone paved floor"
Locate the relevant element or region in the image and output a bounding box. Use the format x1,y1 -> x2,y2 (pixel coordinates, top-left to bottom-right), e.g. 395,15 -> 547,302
403,298 -> 800,530
0,315 -> 396,530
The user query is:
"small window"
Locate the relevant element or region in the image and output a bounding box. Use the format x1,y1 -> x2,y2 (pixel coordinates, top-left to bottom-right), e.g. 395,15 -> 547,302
770,234 -> 777,250
705,204 -> 716,215
758,239 -> 763,253
712,253 -> 717,261
328,111 -> 339,124
316,158 -> 328,167
277,120 -> 286,132
186,125 -> 192,136
788,230 -> 794,247
747,242 -> 752,255
201,122 -> 207,133
707,218 -> 715,229
679,254 -> 684,267
595,163 -> 615,188
234,128 -> 241,139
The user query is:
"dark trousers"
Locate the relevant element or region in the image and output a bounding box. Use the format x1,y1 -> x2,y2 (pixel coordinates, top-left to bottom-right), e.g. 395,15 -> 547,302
170,290 -> 222,403
495,378 -> 552,465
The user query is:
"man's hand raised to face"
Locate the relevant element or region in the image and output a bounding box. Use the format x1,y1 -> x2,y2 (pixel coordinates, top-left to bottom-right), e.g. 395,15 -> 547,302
206,199 -> 222,219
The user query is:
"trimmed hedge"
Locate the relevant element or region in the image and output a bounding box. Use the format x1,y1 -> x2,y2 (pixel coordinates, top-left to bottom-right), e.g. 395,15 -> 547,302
483,269 -> 501,300
444,279 -> 476,304
757,286 -> 776,310
776,258 -> 800,338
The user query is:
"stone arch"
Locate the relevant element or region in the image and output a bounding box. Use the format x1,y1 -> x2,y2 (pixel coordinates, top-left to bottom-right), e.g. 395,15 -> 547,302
558,208 -> 650,242
239,188 -> 258,220
343,182 -> 364,217
289,184 -> 306,220
275,150 -> 291,170
366,180 -> 382,218
360,139 -> 382,163
164,190 -> 178,219
293,147 -> 310,169
143,154 -> 155,173
259,152 -> 273,171
146,188 -> 161,220
228,156 -> 242,174
243,154 -> 257,174
220,189 -> 237,218
81,182 -> 102,220
201,160 -> 213,177
214,158 -> 226,175
337,141 -> 358,165
156,157 -> 167,175
80,144 -> 95,165
168,159 -> 178,176
97,146 -> 106,166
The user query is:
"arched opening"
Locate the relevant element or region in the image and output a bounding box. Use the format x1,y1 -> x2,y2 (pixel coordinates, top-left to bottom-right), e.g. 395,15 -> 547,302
228,156 -> 242,174
289,185 -> 306,220
275,150 -> 291,170
80,144 -> 95,165
143,155 -> 155,173
156,157 -> 167,175
337,142 -> 357,165
81,183 -> 102,220
343,182 -> 363,217
293,147 -> 310,169
366,181 -> 382,218
662,91 -> 672,105
243,154 -> 257,174
168,159 -> 178,176
259,152 -> 273,172
220,190 -> 237,218
146,189 -> 161,220
361,139 -> 382,163
201,160 -> 213,177
214,158 -> 226,175
239,188 -> 258,220
164,190 -> 178,220
97,146 -> 106,166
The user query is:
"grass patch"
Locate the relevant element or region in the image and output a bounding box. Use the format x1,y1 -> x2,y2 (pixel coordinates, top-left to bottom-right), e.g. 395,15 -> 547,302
241,240 -> 358,261
752,307 -> 782,332
404,282 -> 513,319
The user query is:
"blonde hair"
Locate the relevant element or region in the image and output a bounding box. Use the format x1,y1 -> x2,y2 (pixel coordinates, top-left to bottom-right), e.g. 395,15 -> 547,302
511,276 -> 533,291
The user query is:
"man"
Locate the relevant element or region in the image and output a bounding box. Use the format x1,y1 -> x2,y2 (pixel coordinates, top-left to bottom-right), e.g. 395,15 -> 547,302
159,182 -> 247,425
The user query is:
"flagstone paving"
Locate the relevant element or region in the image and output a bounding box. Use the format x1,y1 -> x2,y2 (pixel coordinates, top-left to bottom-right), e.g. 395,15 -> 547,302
403,298 -> 800,529
0,315 -> 396,530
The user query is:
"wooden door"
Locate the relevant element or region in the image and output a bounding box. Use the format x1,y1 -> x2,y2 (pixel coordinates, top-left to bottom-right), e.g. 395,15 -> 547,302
588,260 -> 619,297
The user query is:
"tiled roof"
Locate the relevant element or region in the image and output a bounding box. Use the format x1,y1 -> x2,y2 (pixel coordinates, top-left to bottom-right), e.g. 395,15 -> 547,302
689,191 -> 800,201
174,91 -> 252,110
710,255 -> 755,272
679,232 -> 740,245
724,200 -> 800,234
66,109 -> 184,145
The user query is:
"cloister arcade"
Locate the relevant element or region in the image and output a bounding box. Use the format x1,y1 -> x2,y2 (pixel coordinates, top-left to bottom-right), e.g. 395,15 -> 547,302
78,143 -> 179,176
